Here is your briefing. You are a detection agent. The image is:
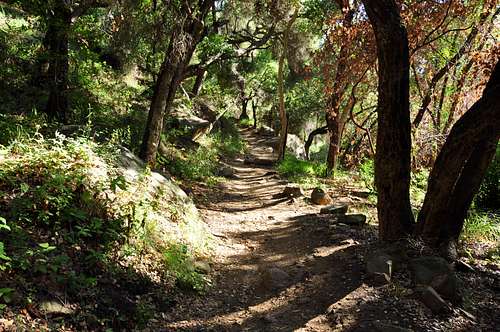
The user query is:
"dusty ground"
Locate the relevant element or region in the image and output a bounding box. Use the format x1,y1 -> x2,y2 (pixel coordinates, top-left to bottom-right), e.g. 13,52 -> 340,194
160,129 -> 499,332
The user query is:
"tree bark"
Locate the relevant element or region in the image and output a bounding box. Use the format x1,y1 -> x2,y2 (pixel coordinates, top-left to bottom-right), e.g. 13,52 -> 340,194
305,126 -> 328,160
252,99 -> 257,129
416,60 -> 500,247
45,0 -> 71,123
276,9 -> 298,162
139,1 -> 213,165
363,0 -> 415,241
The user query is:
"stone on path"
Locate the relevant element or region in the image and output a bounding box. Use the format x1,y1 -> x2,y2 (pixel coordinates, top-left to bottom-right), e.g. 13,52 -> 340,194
273,186 -> 303,199
194,261 -> 211,274
320,204 -> 348,215
258,266 -> 290,291
340,214 -> 367,226
311,187 -> 331,205
218,166 -> 235,178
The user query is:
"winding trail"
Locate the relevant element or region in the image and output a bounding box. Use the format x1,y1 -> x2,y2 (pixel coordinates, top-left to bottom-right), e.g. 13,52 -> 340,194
163,129 -> 375,331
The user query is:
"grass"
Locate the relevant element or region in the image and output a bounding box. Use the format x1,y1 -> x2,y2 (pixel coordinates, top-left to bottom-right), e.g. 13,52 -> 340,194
461,210 -> 500,244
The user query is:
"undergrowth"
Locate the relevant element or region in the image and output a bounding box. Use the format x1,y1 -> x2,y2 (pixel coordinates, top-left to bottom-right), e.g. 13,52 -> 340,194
0,133 -> 212,328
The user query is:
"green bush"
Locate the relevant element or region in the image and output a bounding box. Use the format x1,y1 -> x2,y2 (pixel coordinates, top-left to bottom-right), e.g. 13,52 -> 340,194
461,210 -> 500,243
277,154 -> 327,178
359,159 -> 375,192
475,146 -> 500,210
163,243 -> 207,292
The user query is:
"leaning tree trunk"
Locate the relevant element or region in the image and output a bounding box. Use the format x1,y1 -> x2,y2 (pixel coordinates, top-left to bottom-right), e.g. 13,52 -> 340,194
416,60 -> 500,248
363,0 -> 415,241
139,1 -> 213,166
305,126 -> 328,160
45,0 -> 71,123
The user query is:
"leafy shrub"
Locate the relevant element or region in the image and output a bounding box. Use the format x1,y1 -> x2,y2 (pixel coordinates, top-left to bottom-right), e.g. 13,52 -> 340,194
475,146 -> 500,210
277,154 -> 327,178
359,159 -> 375,192
163,244 -> 207,291
461,211 -> 500,243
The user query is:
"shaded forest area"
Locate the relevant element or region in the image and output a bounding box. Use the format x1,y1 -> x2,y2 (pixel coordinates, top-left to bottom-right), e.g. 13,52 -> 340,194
0,0 -> 499,331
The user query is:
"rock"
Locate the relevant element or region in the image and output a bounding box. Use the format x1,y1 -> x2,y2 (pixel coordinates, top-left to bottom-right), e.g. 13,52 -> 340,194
274,186 -> 303,199
416,286 -> 451,314
351,190 -> 371,198
340,214 -> 367,226
373,321 -> 414,332
258,267 -> 290,291
311,188 -> 331,205
266,134 -> 306,159
218,166 -> 235,178
257,125 -> 275,136
39,300 -> 74,315
320,204 -> 348,215
409,256 -> 459,301
367,254 -> 394,277
244,156 -> 274,166
194,261 -> 211,274
366,272 -> 391,287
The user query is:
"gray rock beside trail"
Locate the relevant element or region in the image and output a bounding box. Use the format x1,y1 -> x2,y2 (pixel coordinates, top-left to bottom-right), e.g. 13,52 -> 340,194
39,300 -> 74,315
339,214 -> 367,226
258,267 -> 290,291
415,286 -> 451,314
320,204 -> 348,215
367,254 -> 394,277
218,166 -> 235,178
409,256 -> 459,301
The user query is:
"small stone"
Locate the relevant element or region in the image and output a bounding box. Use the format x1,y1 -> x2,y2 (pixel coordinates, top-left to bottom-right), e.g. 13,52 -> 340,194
273,186 -> 303,199
340,214 -> 367,226
311,187 -> 331,205
194,261 -> 211,274
39,300 -> 74,315
258,267 -> 290,291
320,204 -> 348,215
219,166 -> 235,178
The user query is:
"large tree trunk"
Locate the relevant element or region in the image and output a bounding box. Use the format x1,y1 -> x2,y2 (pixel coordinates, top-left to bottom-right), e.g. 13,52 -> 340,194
45,0 -> 71,123
416,61 -> 500,247
363,0 -> 415,241
139,1 -> 213,165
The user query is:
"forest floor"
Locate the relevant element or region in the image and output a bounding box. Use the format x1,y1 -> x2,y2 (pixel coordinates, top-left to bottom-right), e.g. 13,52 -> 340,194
158,129 -> 499,332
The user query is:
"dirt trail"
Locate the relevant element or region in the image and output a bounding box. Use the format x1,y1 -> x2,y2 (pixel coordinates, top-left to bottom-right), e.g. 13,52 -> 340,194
161,128 -> 385,332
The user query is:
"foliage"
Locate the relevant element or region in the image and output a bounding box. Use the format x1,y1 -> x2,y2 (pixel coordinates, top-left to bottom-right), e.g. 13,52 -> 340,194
461,210 -> 500,244
277,153 -> 327,179
163,243 -> 207,291
475,146 -> 500,210
358,159 -> 375,192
